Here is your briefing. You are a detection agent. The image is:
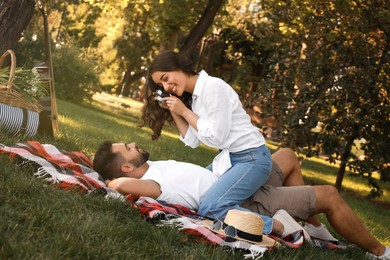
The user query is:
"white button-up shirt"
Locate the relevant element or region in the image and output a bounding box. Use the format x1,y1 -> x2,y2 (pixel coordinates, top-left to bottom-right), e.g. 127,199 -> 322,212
180,70 -> 265,175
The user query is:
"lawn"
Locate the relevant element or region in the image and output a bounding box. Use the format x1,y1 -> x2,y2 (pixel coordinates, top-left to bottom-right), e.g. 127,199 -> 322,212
0,93 -> 389,259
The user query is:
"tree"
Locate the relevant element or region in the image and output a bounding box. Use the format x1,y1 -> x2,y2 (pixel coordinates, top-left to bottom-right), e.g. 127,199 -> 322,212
22,0 -> 226,97
118,0 -> 225,96
280,0 -> 389,196
278,1 -> 388,196
0,0 -> 35,56
201,0 -> 389,197
179,0 -> 224,58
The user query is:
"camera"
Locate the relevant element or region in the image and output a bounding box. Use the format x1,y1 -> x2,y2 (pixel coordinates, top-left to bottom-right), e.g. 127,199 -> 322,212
156,88 -> 169,103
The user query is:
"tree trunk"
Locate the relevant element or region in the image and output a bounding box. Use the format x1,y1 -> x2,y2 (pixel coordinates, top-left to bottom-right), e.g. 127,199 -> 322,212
335,134 -> 356,191
119,70 -> 146,97
179,0 -> 224,58
0,0 -> 35,56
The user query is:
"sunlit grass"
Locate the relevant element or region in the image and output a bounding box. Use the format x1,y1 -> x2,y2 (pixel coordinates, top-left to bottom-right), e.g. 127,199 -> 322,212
300,158 -> 390,204
303,166 -> 389,201
91,92 -> 143,118
266,141 -> 390,204
59,115 -> 84,129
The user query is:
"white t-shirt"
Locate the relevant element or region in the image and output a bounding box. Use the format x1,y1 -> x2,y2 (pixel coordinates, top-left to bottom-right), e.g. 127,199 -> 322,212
141,160 -> 219,210
180,70 -> 265,175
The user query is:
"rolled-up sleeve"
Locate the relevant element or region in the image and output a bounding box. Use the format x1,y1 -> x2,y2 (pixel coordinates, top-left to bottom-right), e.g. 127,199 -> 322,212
179,125 -> 200,148
196,82 -> 232,148
179,71 -> 235,150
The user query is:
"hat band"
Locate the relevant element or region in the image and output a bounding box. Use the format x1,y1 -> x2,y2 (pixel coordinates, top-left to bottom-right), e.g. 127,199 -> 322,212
212,220 -> 263,242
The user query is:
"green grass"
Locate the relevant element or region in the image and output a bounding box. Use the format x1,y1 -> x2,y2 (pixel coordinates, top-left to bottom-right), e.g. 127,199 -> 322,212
0,94 -> 389,259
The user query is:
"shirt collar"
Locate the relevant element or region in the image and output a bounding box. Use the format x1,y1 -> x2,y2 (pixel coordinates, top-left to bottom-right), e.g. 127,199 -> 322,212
192,70 -> 208,99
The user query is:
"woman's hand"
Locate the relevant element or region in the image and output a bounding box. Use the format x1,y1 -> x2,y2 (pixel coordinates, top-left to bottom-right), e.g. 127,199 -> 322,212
163,95 -> 189,117
157,100 -> 169,110
163,95 -> 199,134
153,92 -> 170,110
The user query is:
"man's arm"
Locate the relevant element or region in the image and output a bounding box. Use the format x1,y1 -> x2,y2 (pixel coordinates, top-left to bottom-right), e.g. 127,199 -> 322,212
107,177 -> 161,199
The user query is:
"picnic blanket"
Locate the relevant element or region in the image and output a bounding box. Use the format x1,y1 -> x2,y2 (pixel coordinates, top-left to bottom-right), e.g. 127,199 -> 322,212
1,141 -> 107,192
0,141 -> 311,259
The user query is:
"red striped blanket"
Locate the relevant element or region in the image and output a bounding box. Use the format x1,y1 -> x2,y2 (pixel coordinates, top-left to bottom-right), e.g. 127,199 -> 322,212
0,141 -> 105,191
1,141 -> 310,258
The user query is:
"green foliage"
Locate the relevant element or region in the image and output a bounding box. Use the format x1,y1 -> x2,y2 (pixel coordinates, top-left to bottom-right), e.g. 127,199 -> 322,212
146,0 -> 209,49
276,0 -> 390,196
52,46 -> 100,103
207,0 -> 389,195
31,0 -> 213,92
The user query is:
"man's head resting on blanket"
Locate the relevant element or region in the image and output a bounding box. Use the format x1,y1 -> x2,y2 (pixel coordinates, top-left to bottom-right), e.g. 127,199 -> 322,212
93,141 -> 150,180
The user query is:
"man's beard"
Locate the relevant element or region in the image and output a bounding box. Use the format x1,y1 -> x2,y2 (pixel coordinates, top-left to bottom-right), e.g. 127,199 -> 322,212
130,150 -> 150,168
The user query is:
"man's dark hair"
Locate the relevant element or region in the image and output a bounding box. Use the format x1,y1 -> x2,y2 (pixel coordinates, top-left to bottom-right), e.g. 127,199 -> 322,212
93,141 -> 125,180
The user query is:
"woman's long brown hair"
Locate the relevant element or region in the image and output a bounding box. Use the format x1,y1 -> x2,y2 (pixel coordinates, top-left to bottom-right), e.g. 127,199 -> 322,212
140,51 -> 197,140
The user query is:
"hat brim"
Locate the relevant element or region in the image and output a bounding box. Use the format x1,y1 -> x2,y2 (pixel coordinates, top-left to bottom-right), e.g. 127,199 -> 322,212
201,219 -> 279,248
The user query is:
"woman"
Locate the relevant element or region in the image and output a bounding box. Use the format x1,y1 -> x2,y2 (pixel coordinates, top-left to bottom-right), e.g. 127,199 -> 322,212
141,50 -> 272,224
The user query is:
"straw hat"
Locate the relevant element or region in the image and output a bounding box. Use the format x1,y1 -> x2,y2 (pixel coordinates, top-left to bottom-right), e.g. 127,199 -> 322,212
210,209 -> 277,247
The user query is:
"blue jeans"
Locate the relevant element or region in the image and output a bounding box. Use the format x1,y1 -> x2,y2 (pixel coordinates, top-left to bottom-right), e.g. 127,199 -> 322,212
198,145 -> 273,234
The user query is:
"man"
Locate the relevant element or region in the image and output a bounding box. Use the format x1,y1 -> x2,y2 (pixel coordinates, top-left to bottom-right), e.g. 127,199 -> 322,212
94,141 -> 313,240
93,141 -> 389,259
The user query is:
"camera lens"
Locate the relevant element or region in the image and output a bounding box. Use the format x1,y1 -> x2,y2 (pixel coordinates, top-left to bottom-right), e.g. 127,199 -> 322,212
156,89 -> 167,103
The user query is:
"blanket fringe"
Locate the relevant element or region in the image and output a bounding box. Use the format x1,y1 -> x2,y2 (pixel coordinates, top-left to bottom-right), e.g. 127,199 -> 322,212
243,245 -> 265,259
16,159 -> 31,167
34,167 -> 55,181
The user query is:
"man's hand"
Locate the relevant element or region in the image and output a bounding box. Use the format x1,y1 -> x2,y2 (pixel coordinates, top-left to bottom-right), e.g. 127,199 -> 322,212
105,178 -> 115,186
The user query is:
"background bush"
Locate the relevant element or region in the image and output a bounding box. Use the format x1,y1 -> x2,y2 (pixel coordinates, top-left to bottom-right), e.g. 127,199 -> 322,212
53,46 -> 100,103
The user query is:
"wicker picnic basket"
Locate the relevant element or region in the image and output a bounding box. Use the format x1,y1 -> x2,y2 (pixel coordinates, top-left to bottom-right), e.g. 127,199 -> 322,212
0,49 -> 43,113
